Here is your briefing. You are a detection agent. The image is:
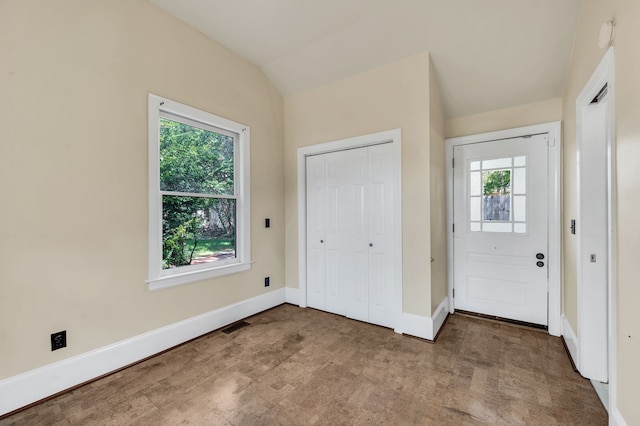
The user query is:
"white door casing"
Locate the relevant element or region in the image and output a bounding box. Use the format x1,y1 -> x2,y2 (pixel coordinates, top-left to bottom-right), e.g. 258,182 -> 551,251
297,129 -> 403,332
305,144 -> 395,328
453,135 -> 549,326
446,122 -> 562,336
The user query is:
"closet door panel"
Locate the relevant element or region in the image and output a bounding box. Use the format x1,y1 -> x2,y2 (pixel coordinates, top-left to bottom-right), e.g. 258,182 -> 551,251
306,155 -> 326,310
306,143 -> 395,329
342,148 -> 369,322
324,151 -> 346,315
367,143 -> 395,328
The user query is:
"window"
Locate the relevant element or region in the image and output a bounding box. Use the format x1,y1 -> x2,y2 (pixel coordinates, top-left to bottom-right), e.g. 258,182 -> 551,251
148,94 -> 250,290
469,156 -> 526,233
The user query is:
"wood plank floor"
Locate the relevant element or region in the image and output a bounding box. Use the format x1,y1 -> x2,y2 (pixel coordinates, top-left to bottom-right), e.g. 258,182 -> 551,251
0,304 -> 607,425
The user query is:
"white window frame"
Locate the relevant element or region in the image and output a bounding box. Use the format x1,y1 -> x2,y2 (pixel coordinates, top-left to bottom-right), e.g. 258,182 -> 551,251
147,93 -> 251,290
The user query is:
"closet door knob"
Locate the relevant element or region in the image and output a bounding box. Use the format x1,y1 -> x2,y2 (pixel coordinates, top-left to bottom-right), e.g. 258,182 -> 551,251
369,243 -> 373,247
320,240 -> 324,243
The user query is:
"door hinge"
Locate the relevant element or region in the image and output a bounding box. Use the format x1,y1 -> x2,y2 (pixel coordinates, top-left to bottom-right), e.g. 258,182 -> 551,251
453,289 -> 455,298
452,223 -> 455,233
452,158 -> 455,168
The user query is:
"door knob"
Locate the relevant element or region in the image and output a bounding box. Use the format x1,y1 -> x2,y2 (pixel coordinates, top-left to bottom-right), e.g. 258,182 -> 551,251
369,243 -> 373,247
536,253 -> 545,260
320,240 -> 324,243
536,261 -> 544,267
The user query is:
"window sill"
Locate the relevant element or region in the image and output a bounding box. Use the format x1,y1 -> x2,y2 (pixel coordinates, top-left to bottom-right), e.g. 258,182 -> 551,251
147,261 -> 251,291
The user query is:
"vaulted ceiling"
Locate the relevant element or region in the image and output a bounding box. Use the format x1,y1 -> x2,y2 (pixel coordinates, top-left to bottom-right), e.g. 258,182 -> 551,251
150,0 -> 582,118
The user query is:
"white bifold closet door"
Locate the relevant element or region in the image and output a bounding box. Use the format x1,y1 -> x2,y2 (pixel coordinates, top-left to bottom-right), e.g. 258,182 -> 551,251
306,143 -> 395,328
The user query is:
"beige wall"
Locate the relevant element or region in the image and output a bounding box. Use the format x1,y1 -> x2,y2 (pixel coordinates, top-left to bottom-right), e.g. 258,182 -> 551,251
0,0 -> 284,379
429,62 -> 447,314
284,53 -> 434,317
562,1 -> 640,423
445,98 -> 562,139
4,1 -> 638,421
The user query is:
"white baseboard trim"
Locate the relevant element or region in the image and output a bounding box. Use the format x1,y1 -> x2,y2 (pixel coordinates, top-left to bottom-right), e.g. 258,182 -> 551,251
590,379 -> 609,412
402,312 -> 433,340
561,314 -> 579,369
285,287 -> 300,306
432,297 -> 449,338
611,407 -> 628,426
401,297 -> 449,341
558,315 -> 628,426
0,288 -> 286,417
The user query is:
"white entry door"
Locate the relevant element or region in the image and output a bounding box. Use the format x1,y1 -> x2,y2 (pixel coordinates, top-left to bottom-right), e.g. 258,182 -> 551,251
306,143 -> 395,328
453,134 -> 549,326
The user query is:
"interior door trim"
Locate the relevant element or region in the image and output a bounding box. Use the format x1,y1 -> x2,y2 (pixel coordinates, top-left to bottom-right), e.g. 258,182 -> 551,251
296,129 -> 403,333
446,122 -> 562,336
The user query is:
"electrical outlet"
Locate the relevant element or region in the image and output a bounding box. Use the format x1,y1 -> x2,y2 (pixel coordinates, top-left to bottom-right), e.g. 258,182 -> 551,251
51,331 -> 66,351
264,277 -> 270,287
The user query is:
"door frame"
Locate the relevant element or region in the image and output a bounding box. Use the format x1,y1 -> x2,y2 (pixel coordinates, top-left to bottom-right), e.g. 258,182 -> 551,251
446,122 -> 562,336
575,47 -> 616,400
296,128 -> 403,332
